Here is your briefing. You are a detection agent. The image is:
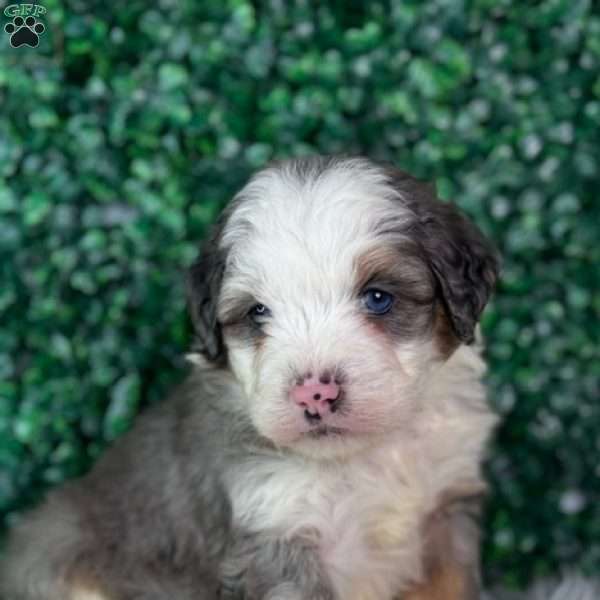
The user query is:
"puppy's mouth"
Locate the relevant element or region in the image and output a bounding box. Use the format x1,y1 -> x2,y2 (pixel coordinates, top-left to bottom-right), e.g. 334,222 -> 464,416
306,425 -> 346,438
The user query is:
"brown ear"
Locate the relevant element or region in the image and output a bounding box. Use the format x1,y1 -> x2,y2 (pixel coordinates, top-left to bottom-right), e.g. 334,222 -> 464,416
416,198 -> 500,344
385,168 -> 500,344
186,241 -> 227,365
186,203 -> 237,366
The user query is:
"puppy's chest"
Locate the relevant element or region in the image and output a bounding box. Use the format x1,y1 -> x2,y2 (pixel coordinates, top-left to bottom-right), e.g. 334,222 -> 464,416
228,450 -> 432,600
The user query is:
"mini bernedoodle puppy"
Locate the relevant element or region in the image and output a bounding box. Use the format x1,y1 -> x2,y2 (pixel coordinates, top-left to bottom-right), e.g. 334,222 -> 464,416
1,157 -> 597,600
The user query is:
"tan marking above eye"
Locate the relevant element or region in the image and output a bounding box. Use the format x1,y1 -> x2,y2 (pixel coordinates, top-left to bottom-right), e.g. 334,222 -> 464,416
353,243 -> 434,303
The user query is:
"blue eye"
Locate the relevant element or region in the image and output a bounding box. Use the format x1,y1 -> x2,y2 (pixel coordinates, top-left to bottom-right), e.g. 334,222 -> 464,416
363,289 -> 394,315
249,304 -> 271,322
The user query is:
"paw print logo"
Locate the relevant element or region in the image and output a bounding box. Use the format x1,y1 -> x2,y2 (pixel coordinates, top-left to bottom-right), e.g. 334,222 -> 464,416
4,15 -> 45,48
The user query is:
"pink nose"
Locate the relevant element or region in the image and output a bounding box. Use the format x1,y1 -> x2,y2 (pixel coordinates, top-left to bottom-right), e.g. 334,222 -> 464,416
290,373 -> 341,417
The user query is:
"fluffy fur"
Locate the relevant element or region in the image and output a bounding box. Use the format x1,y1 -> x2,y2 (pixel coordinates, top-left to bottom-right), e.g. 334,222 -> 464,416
0,157 -> 593,600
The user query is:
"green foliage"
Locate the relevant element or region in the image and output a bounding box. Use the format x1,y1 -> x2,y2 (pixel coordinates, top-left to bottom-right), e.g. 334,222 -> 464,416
1,0 -> 599,587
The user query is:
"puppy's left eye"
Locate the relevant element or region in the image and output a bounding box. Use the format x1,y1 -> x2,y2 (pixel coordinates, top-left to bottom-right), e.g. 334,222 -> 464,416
248,303 -> 271,323
362,289 -> 394,315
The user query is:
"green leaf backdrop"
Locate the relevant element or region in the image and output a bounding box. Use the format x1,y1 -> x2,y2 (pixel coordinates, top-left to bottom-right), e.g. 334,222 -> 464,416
0,0 -> 598,588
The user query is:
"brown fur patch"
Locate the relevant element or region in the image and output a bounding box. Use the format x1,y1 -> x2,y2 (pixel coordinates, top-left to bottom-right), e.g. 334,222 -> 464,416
353,244 -> 434,304
432,302 -> 460,359
403,563 -> 476,600
403,484 -> 485,600
353,243 -> 437,343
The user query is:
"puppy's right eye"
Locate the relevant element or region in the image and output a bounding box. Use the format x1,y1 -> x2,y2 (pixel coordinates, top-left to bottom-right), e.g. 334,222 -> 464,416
362,288 -> 394,315
248,304 -> 271,323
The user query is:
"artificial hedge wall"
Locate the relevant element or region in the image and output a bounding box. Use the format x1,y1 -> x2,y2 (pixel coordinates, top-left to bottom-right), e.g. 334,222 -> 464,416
1,0 -> 599,588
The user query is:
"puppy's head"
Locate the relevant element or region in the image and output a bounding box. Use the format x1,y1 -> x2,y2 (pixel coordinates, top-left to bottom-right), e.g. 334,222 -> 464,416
188,157 -> 499,457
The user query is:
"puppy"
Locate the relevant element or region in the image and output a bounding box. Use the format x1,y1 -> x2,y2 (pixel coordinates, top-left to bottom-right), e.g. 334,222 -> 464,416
1,156 -> 501,600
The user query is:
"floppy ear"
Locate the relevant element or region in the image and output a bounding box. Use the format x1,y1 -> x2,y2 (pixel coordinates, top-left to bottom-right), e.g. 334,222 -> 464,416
387,168 -> 500,344
186,234 -> 227,365
417,197 -> 500,344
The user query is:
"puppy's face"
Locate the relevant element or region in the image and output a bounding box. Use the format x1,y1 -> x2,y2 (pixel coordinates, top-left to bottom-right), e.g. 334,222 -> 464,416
188,157 -> 498,457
